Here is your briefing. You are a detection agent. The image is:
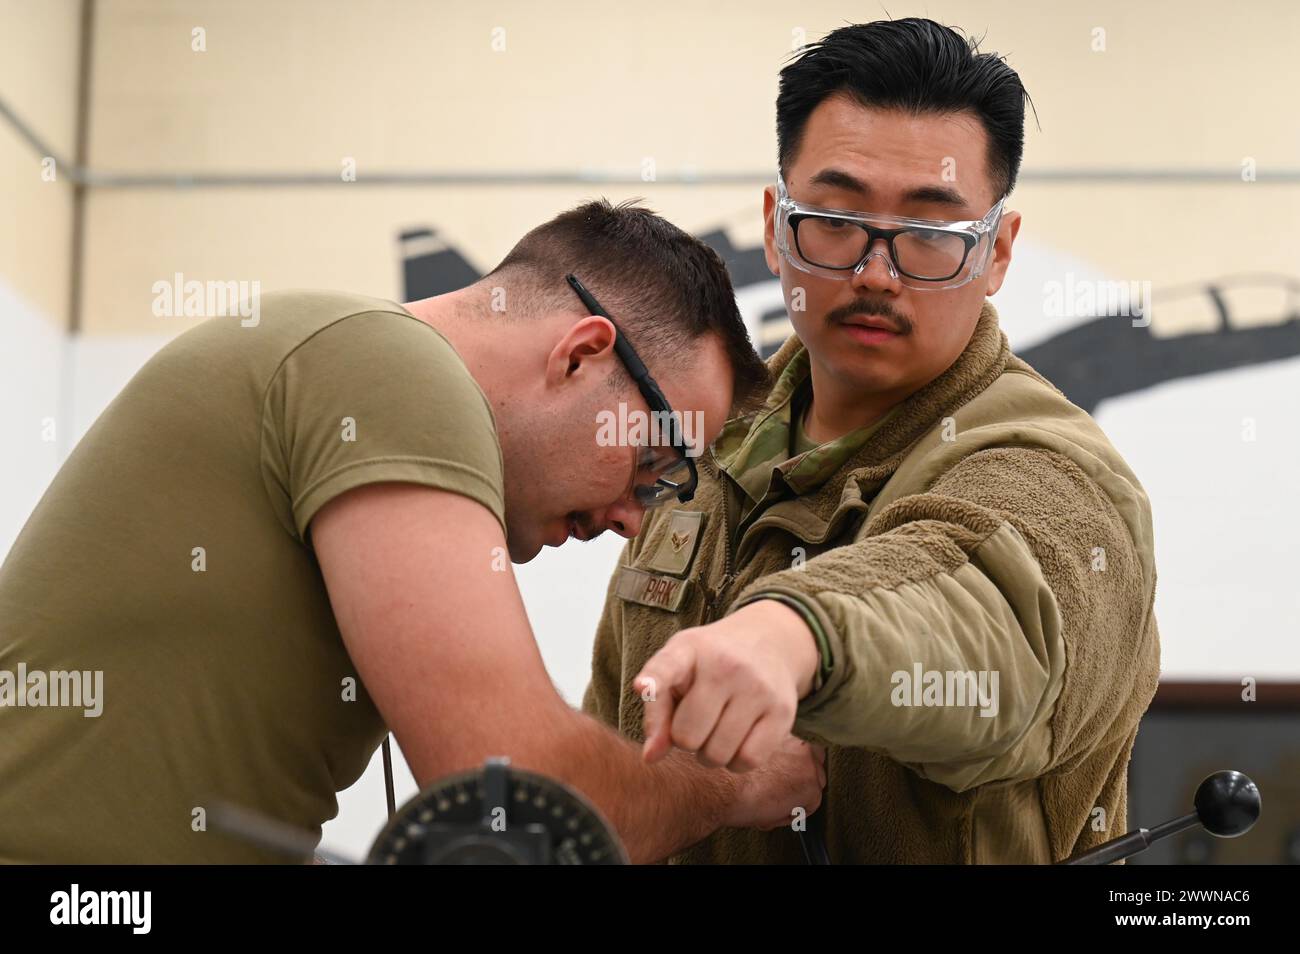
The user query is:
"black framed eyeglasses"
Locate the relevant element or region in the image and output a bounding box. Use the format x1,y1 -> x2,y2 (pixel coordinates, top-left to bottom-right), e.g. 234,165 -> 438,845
565,274 -> 698,507
775,174 -> 1005,290
788,213 -> 981,282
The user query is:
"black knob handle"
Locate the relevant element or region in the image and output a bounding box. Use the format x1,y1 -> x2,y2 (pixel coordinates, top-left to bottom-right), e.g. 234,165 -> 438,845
1061,769 -> 1262,864
1194,770 -> 1261,838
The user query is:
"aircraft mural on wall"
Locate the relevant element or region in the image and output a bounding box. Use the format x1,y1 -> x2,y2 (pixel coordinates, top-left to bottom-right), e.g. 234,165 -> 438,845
400,225 -> 1300,415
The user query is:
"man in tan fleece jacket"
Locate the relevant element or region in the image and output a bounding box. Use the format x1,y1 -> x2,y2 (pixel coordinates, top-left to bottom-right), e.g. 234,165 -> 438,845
583,18 -> 1160,863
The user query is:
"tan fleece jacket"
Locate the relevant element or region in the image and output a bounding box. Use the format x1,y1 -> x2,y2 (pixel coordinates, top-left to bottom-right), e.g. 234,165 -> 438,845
583,301 -> 1161,864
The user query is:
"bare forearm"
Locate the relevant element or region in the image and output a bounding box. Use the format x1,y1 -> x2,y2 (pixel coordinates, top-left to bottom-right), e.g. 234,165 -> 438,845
507,713 -> 737,863
397,692 -> 734,860
401,699 -> 822,862
400,696 -> 738,862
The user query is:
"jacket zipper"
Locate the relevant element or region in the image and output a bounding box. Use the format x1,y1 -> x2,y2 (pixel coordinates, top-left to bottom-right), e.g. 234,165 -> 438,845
705,461 -> 867,620
706,453 -> 738,618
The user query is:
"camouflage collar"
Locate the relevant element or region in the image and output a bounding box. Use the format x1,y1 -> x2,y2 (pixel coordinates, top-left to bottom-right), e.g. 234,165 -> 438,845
716,355 -> 898,504
712,300 -> 1010,521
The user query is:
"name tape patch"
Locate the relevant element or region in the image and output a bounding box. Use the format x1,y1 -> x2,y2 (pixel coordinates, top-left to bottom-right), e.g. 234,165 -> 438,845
615,566 -> 690,612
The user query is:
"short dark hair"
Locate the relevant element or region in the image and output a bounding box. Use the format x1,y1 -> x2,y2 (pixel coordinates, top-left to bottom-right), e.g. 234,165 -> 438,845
777,18 -> 1033,202
484,198 -> 770,411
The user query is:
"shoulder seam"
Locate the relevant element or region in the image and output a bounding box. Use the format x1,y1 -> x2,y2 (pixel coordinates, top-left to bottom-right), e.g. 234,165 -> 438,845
255,308 -> 459,540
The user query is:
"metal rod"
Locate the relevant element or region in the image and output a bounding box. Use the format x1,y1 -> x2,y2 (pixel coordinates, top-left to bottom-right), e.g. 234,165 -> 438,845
382,736 -> 396,820
208,801 -> 356,865
70,167 -> 1300,189
66,0 -> 95,335
4,96 -> 1300,189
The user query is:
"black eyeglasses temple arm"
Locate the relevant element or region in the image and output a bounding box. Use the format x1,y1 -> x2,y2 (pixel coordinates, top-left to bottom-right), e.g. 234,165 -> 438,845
565,273 -> 666,397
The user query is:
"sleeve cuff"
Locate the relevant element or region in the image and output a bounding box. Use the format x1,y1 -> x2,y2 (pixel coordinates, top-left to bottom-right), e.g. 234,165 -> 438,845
732,589 -> 836,699
293,456 -> 507,542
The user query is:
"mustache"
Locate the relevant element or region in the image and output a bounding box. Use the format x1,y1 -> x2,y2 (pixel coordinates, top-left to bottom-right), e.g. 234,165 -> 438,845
825,299 -> 913,335
568,512 -> 599,541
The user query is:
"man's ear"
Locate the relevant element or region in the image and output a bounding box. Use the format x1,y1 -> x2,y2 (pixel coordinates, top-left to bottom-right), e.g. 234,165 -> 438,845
545,314 -> 619,386
761,185 -> 781,276
984,209 -> 1022,296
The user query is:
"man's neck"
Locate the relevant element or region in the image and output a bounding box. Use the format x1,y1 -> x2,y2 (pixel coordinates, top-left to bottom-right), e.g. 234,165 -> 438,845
402,290 -> 465,339
403,289 -> 488,370
800,364 -> 905,445
401,289 -> 509,412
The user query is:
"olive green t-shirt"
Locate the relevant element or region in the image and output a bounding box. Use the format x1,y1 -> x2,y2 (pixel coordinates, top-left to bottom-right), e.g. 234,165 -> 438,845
0,290 -> 505,863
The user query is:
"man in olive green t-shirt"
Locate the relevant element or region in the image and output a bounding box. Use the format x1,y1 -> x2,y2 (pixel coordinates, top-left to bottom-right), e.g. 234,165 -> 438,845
0,201 -> 825,863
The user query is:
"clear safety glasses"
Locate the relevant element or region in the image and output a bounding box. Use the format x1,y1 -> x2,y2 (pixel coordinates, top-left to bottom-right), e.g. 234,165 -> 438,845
630,446 -> 697,509
775,175 -> 1005,291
